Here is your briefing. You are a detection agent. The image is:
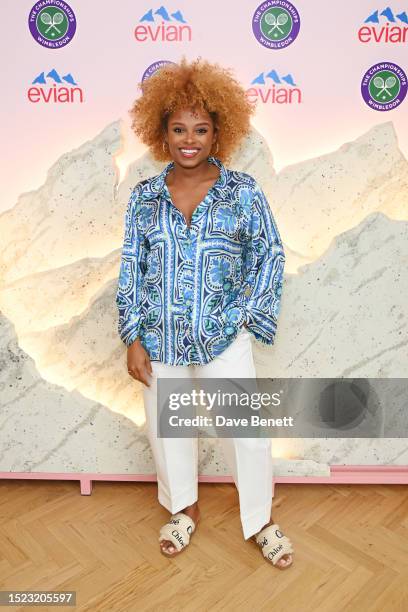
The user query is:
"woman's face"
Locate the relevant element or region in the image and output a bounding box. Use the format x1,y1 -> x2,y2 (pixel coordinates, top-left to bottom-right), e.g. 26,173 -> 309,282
164,106 -> 218,166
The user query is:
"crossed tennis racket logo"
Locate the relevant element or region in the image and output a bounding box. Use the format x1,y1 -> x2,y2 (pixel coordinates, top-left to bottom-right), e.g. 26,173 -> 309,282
40,11 -> 64,34
264,11 -> 289,35
373,75 -> 397,98
252,2 -> 300,48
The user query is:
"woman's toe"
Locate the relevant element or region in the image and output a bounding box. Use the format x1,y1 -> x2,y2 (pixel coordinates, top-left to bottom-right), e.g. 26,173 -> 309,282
161,540 -> 176,554
277,554 -> 292,567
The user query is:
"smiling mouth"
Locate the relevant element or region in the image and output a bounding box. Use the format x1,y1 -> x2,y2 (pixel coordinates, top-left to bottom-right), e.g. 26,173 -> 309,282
179,148 -> 200,157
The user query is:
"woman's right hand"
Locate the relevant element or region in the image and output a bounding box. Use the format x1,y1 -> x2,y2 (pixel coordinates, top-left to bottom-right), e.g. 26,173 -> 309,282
127,338 -> 153,386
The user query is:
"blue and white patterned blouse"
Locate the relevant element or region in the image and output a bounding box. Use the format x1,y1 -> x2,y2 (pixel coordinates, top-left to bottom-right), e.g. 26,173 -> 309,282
116,156 -> 285,366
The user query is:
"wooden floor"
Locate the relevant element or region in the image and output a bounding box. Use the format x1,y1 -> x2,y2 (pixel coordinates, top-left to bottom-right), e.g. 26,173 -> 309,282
1,479 -> 408,611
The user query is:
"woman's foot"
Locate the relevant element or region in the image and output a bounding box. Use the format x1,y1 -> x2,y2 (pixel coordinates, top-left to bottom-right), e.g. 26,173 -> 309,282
252,517 -> 293,568
160,502 -> 200,556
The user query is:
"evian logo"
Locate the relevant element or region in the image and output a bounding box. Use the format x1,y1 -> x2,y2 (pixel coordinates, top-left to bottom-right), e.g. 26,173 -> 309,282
358,7 -> 408,43
27,69 -> 83,104
246,69 -> 301,104
135,5 -> 191,42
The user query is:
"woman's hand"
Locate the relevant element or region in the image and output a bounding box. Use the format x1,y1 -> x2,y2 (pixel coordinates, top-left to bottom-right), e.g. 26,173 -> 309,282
127,338 -> 153,386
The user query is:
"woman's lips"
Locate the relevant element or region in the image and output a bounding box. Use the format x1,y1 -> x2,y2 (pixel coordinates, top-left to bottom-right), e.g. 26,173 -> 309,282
179,148 -> 200,158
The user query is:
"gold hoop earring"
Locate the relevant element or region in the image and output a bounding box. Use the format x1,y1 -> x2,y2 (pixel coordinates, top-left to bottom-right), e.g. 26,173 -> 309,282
162,141 -> 168,153
213,142 -> 219,155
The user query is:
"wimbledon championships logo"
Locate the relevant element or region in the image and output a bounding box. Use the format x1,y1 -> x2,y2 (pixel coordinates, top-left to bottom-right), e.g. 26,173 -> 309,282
141,61 -> 176,82
28,1 -> 77,49
361,62 -> 407,111
252,0 -> 300,49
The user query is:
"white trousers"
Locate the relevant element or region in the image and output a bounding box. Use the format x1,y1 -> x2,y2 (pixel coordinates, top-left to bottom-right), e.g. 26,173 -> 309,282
142,326 -> 273,540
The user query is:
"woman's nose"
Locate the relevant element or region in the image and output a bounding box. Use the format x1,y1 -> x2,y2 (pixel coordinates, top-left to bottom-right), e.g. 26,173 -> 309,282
182,138 -> 197,147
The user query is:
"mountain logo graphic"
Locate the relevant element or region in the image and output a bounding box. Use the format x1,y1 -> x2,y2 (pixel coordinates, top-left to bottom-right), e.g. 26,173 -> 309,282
358,7 -> 408,43
251,70 -> 297,87
28,69 -> 83,104
247,70 -> 302,105
361,62 -> 407,111
28,0 -> 76,49
139,6 -> 187,23
252,1 -> 300,49
364,7 -> 408,24
32,69 -> 78,86
135,6 -> 191,42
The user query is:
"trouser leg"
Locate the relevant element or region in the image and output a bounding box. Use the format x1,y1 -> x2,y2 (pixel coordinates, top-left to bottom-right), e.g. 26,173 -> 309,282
194,327 -> 273,540
141,361 -> 198,514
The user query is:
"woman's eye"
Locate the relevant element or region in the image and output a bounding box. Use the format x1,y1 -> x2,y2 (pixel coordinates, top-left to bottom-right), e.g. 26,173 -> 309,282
172,127 -> 208,134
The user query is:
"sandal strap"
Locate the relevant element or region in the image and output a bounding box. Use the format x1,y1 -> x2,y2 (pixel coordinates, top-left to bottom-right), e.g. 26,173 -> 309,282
255,523 -> 294,566
158,512 -> 196,552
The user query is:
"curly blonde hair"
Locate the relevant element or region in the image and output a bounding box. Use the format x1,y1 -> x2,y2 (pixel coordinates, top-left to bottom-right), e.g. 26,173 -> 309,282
129,56 -> 255,164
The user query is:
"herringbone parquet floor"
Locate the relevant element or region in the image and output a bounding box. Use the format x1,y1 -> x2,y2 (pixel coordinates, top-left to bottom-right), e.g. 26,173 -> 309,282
1,480 -> 407,611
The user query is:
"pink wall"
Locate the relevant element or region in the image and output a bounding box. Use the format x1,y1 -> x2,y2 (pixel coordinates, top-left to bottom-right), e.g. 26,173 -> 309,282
1,0 -> 407,213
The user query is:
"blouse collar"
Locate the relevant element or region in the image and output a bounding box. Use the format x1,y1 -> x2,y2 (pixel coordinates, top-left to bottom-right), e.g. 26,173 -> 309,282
142,156 -> 230,200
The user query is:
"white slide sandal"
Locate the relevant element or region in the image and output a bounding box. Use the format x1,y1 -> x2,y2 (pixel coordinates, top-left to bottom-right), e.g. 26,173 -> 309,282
254,523 -> 294,568
159,512 -> 197,557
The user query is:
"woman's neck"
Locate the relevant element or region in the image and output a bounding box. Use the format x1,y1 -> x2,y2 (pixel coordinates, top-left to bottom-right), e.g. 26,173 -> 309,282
166,158 -> 216,187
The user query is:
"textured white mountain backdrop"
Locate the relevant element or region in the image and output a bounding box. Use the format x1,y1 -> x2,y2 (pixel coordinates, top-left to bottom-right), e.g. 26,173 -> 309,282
0,119 -> 407,474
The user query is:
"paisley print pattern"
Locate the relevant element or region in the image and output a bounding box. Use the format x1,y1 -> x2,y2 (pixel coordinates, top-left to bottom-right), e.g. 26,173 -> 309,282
115,156 -> 285,365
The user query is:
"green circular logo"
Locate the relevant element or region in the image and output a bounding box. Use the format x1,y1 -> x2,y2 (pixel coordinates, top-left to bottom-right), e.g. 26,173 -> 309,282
36,7 -> 69,41
260,7 -> 292,41
369,69 -> 400,102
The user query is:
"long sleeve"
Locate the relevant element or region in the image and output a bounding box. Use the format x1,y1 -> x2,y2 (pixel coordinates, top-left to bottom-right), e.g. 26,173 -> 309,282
115,184 -> 148,347
221,180 -> 285,344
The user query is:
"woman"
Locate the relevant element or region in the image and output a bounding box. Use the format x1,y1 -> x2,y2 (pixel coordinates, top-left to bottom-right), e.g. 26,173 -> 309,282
116,57 -> 293,569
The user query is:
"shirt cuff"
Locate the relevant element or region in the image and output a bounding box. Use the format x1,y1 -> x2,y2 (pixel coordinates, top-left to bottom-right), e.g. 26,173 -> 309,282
120,308 -> 145,347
